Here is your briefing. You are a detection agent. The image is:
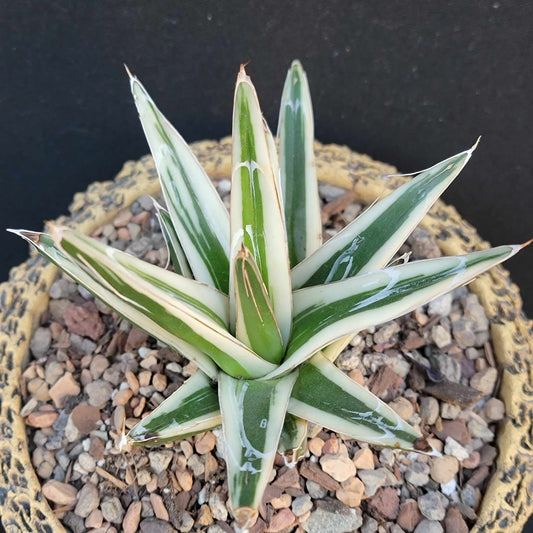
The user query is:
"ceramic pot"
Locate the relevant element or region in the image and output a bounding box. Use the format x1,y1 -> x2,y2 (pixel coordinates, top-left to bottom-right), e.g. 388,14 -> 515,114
1,139 -> 531,532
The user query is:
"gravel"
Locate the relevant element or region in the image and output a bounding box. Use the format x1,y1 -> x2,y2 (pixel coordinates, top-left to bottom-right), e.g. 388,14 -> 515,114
22,187 -> 504,532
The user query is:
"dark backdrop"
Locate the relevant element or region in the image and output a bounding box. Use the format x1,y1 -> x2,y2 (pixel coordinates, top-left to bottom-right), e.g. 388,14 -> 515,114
1,2 -> 532,529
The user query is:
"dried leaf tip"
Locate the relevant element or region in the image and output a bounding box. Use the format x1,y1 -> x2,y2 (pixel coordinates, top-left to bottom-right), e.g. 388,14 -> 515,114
6,228 -> 40,243
521,239 -> 533,249
123,63 -> 134,79
237,63 -> 252,84
468,135 -> 482,154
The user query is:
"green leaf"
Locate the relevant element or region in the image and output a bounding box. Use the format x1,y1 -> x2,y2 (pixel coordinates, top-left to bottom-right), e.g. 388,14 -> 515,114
154,201 -> 193,278
233,246 -> 284,364
289,353 -> 430,451
268,244 -> 522,378
291,145 -> 478,289
231,66 -> 292,346
278,60 -> 322,267
129,73 -> 230,293
218,370 -> 298,530
10,229 -> 219,379
127,371 -> 221,445
278,413 -> 308,466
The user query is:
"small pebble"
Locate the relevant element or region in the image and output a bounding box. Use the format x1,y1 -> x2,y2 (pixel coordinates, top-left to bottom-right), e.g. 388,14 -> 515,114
430,455 -> 459,484
417,491 -> 448,521
42,480 -> 78,505
74,483 -> 100,518
101,496 -> 124,524
320,454 -> 356,482
414,519 -> 444,533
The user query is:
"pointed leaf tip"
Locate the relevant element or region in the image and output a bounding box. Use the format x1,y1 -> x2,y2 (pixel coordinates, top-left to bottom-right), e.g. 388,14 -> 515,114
123,64 -> 134,79
521,239 -> 533,249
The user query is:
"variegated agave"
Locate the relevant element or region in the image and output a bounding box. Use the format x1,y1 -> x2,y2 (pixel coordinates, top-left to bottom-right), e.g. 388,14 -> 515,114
11,61 -> 526,531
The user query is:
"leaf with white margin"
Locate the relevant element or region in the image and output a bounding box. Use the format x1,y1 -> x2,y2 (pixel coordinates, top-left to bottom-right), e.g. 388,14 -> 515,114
44,228 -> 275,379
231,66 -> 292,346
127,371 -> 220,445
278,60 -> 322,267
278,413 -> 308,466
129,72 -> 230,293
153,201 -> 193,278
9,229 -> 218,379
267,244 -> 523,379
233,246 -> 284,364
291,144 -> 478,289
218,370 -> 297,530
288,353 -> 430,451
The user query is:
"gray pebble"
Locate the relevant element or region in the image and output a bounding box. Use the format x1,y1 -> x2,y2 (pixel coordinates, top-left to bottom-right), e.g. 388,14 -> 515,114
292,494 -> 313,517
319,183 -> 347,201
428,293 -> 453,317
74,482 -> 99,518
405,461 -> 430,487
30,327 -> 52,357
414,519 -> 444,533
306,479 -> 328,499
85,379 -> 113,408
101,496 -> 125,524
301,500 -> 362,533
208,492 -> 228,521
49,278 -> 76,299
461,484 -> 478,507
418,490 -> 448,520
140,518 -> 176,533
419,396 -> 439,425
149,450 -> 173,474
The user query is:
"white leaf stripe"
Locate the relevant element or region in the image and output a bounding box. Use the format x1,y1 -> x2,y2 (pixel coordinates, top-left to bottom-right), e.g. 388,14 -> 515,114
62,229 -> 229,328
130,74 -> 230,292
11,230 -> 219,379
57,229 -> 276,379
266,245 -> 520,379
128,372 -> 221,445
154,202 -> 193,278
288,353 -> 426,451
218,371 -> 298,528
278,60 -> 322,267
291,146 -> 476,289
231,67 -> 293,345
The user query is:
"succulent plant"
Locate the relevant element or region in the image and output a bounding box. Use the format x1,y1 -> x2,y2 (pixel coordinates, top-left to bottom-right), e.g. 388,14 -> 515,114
11,61 -> 527,531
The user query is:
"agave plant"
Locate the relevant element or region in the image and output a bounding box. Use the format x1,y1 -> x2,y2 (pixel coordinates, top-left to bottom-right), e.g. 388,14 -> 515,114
11,61 -> 526,530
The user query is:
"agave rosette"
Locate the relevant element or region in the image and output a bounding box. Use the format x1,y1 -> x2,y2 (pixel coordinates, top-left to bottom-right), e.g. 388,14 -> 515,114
11,61 -> 526,530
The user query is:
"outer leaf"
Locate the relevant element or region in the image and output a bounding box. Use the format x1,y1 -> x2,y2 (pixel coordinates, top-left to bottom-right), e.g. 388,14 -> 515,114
233,246 -> 284,364
278,60 -> 322,267
267,244 -> 522,378
218,371 -> 298,530
291,145 -> 477,289
130,73 -> 230,292
278,413 -> 308,466
10,229 -> 218,379
231,66 -> 292,345
289,353 -> 429,451
127,371 -> 220,445
154,201 -> 193,278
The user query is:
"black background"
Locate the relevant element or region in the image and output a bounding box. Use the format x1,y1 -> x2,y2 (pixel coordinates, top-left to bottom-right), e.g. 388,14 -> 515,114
1,2 -> 532,531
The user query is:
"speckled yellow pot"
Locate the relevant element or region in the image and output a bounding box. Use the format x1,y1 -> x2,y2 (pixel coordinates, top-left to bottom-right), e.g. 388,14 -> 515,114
1,139 -> 531,532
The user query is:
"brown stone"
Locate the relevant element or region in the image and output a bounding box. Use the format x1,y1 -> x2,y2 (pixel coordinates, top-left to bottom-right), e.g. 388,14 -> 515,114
367,486 -> 399,521
42,480 -> 78,506
273,465 -> 300,489
336,477 -> 365,507
370,366 -> 403,401
122,501 -> 142,533
397,499 -> 422,532
113,388 -> 133,406
300,461 -> 341,491
150,493 -> 169,521
353,448 -> 375,470
308,437 -> 324,457
320,454 -> 356,482
267,508 -> 296,532
85,509 -> 103,529
64,301 -> 105,341
195,431 -> 216,455
71,403 -> 101,434
444,506 -> 469,533
432,420 -> 471,446
125,327 -> 149,351
26,409 -> 58,428
322,436 -> 339,455
467,465 -> 490,487
49,372 -> 80,407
